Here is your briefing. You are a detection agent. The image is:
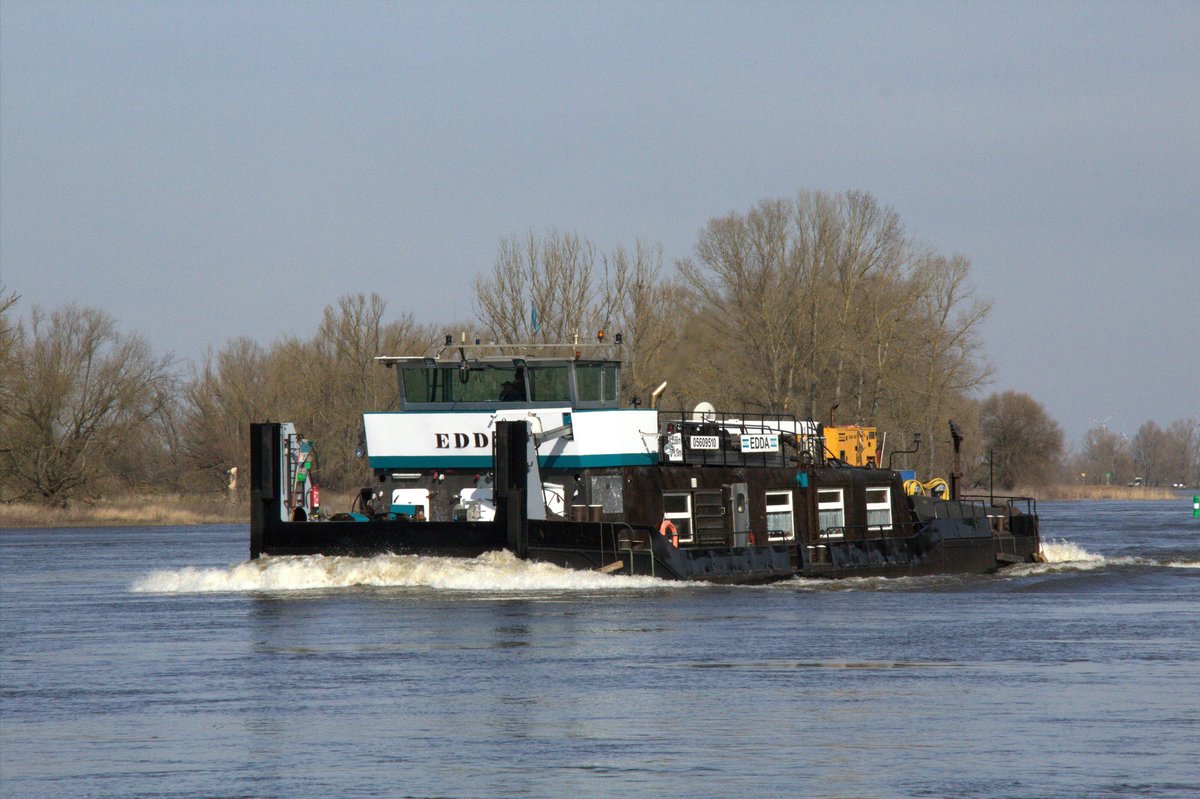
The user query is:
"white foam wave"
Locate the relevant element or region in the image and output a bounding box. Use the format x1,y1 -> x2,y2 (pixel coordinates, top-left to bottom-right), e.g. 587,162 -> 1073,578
131,550 -> 671,594
998,538 -> 1113,577
1002,538 -> 1200,577
1038,538 -> 1104,565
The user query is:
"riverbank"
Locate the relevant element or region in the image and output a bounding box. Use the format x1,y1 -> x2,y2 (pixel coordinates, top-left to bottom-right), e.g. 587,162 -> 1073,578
0,493 -> 247,528
1,486 -> 1188,529
0,490 -> 367,529
1021,484 -> 1180,501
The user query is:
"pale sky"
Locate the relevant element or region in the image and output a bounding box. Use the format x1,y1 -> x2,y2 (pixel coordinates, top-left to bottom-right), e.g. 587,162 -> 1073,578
2,1 -> 1197,445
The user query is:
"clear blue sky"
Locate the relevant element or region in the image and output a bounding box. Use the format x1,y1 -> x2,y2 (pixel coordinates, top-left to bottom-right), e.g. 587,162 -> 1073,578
2,0 -> 1196,445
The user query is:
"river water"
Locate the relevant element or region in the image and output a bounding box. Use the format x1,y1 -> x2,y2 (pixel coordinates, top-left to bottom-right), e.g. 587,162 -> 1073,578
2,500 -> 1198,798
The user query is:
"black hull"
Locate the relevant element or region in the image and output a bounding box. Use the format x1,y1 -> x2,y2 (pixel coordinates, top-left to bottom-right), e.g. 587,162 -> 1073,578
253,516 -> 1039,584
250,422 -> 1041,584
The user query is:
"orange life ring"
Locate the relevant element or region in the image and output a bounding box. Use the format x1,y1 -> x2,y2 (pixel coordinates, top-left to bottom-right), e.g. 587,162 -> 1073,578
659,518 -> 679,547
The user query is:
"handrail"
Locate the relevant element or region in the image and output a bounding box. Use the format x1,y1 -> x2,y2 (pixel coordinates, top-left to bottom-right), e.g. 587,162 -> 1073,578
959,493 -> 1038,517
659,408 -> 825,467
816,522 -> 916,543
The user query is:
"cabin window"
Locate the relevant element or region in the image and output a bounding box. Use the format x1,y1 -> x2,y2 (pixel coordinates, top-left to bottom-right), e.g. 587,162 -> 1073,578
402,367 -> 438,403
866,487 -> 892,531
460,365 -> 519,402
765,491 -> 795,542
817,488 -> 845,539
574,363 -> 620,405
603,364 -> 620,402
575,364 -> 602,402
529,365 -> 571,402
662,491 -> 694,544
401,364 -> 522,404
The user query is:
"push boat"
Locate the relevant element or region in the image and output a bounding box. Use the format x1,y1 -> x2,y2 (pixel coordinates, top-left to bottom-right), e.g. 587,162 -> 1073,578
250,341 -> 1042,584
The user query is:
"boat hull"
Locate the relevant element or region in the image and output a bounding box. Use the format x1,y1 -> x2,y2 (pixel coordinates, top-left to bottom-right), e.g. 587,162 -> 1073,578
250,421 -> 1040,583
252,515 -> 1038,583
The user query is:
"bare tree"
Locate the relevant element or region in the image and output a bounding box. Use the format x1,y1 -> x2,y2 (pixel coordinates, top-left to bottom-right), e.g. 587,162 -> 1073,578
824,192 -> 907,413
977,391 -> 1064,490
674,189 -> 991,451
295,293 -> 438,488
899,253 -> 994,471
473,231 -> 599,348
180,337 -> 277,493
0,305 -> 175,505
0,285 -> 20,418
0,284 -> 18,346
678,198 -> 819,412
1073,425 -> 1134,485
179,294 -> 440,494
598,240 -> 685,405
1128,420 -> 1197,487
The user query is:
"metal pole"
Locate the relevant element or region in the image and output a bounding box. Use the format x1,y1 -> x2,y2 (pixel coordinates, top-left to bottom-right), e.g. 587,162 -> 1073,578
989,449 -> 994,506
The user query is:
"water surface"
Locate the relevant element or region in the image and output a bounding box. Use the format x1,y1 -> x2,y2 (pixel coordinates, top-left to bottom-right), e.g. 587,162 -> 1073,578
3,500 -> 1198,798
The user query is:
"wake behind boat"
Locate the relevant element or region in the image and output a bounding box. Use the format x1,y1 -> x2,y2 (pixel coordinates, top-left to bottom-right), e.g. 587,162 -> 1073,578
250,336 -> 1041,583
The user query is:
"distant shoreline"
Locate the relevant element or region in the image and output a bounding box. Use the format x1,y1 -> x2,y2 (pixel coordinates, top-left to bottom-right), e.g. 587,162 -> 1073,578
1,487 -> 1191,529
1022,484 -> 1184,502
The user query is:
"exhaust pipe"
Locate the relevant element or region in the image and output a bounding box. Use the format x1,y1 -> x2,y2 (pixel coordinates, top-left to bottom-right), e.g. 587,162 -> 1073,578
650,381 -> 668,409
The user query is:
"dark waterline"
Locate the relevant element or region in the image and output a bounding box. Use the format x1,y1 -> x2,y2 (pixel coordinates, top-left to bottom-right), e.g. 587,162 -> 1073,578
3,501 -> 1199,798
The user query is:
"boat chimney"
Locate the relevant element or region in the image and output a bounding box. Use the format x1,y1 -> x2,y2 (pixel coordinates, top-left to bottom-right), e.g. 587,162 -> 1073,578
650,381 -> 668,409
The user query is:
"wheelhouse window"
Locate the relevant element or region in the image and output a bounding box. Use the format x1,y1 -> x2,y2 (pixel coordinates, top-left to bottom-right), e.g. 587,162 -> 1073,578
393,357 -> 617,407
662,492 -> 694,544
528,365 -> 571,402
603,363 -> 620,402
866,487 -> 893,531
575,362 -> 621,406
402,364 -> 522,404
401,367 -> 435,404
575,364 -> 602,402
817,488 -> 845,540
765,491 -> 795,542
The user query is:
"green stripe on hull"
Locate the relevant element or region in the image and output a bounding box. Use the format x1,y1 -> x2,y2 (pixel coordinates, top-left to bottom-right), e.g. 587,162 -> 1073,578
369,452 -> 658,470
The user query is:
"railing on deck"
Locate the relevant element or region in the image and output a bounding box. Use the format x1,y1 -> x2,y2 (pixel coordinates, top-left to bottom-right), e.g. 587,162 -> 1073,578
658,409 -> 823,468
960,493 -> 1040,537
817,521 -> 915,543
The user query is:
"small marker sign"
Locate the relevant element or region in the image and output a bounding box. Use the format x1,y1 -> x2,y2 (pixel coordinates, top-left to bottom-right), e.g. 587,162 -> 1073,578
739,434 -> 779,454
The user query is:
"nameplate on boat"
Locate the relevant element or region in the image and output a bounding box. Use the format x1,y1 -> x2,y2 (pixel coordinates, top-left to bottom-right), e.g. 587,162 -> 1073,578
689,435 -> 720,450
664,432 -> 684,462
739,434 -> 779,453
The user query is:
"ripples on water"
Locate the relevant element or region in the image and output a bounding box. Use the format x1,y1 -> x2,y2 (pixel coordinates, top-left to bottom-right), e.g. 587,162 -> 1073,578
3,500 -> 1199,798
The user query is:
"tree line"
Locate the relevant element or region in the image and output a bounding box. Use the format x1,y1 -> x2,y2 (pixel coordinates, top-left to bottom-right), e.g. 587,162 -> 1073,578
1069,419 -> 1200,488
3,190 -> 1196,506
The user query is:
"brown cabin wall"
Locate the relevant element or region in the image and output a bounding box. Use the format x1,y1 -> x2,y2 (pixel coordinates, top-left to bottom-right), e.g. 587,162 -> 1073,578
577,464 -> 912,544
591,465 -> 796,537
812,467 -> 913,539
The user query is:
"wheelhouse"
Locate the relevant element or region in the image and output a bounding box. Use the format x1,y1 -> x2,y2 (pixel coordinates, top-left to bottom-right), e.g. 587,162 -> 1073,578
378,355 -> 623,411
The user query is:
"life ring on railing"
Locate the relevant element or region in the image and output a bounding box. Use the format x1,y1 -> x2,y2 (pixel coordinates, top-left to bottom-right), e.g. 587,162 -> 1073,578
659,519 -> 679,547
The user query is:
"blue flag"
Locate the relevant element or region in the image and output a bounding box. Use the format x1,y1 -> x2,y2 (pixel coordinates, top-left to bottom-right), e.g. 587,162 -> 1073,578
531,306 -> 540,333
